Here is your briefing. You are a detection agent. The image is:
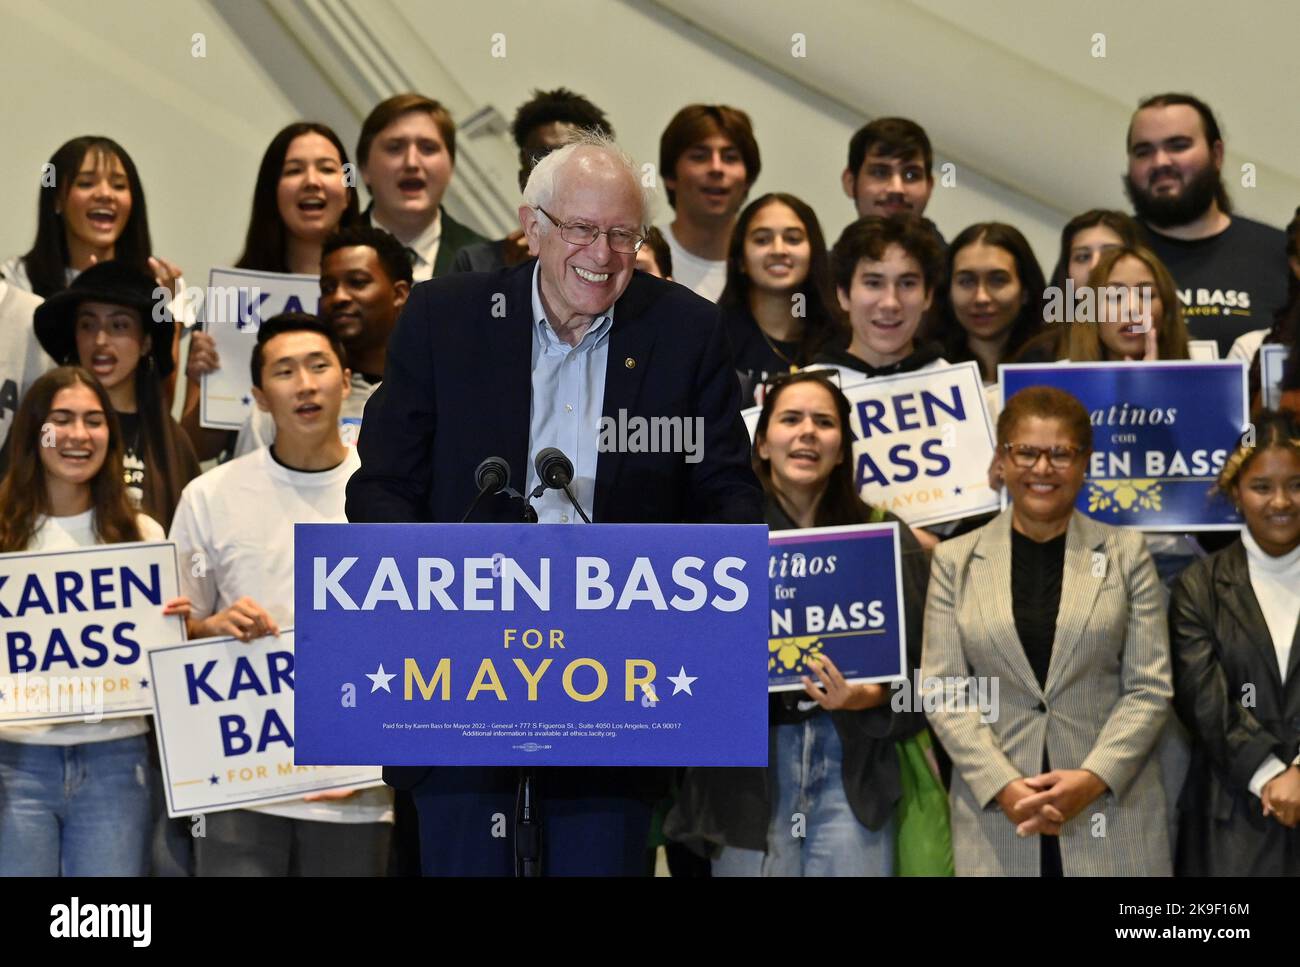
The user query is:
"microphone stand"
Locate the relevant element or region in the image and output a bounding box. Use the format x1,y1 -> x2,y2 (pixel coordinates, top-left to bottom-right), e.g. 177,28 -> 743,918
515,486 -> 542,876
459,462 -> 541,875
509,453 -> 587,875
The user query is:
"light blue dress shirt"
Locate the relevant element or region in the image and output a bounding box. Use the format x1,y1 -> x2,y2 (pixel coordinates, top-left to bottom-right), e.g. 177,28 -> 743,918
526,263 -> 613,523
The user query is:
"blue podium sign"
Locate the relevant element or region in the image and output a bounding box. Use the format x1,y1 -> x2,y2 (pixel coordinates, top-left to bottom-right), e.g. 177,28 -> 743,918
768,523 -> 907,691
293,523 -> 770,767
999,361 -> 1248,530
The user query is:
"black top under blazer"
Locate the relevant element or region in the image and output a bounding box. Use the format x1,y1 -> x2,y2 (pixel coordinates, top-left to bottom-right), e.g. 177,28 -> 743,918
1169,540 -> 1300,876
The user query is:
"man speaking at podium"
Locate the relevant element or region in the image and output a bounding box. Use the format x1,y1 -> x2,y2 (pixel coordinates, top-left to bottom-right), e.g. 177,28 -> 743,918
346,130 -> 762,875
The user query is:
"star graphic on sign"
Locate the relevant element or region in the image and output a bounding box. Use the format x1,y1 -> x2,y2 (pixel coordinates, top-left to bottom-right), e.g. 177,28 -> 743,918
953,485 -> 963,496
367,664 -> 396,693
209,774 -> 220,785
139,678 -> 150,689
667,666 -> 697,696
241,395 -> 251,406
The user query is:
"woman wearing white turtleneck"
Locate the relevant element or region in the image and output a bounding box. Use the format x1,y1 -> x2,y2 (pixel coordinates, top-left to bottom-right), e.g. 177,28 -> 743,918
1169,411 -> 1300,876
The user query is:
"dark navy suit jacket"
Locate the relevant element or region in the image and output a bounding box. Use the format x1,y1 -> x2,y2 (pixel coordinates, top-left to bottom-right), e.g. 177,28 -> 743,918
345,259 -> 763,795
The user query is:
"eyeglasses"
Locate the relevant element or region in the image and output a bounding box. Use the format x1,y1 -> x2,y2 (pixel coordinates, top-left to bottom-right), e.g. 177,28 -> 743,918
1000,443 -> 1083,469
535,206 -> 645,254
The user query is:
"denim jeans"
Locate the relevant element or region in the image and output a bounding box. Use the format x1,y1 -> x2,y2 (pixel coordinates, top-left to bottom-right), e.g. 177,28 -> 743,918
713,713 -> 895,877
0,735 -> 152,876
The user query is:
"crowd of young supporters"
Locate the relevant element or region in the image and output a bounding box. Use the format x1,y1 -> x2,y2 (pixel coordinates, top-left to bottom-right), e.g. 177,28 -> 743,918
0,83 -> 1297,878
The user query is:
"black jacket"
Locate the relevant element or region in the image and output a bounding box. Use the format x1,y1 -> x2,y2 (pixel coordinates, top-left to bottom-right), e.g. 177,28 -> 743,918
346,259 -> 764,795
1169,540 -> 1300,875
664,498 -> 930,855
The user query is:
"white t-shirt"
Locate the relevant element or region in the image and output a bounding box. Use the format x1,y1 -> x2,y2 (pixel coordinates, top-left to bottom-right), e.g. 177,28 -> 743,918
661,224 -> 728,303
0,510 -> 164,746
169,445 -> 392,824
0,279 -> 52,450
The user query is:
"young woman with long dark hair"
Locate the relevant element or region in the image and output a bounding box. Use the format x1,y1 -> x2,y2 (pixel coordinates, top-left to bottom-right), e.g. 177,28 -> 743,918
0,367 -> 190,876
181,122 -> 361,458
717,193 -> 844,405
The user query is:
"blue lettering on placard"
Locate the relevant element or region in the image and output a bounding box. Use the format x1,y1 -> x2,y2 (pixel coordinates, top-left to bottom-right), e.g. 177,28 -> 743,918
220,708 -> 294,756
57,572 -> 87,613
80,624 -> 108,668
112,623 -> 141,665
121,565 -> 162,608
854,387 -> 966,440
186,651 -> 294,705
17,576 -> 52,616
919,437 -> 951,474
6,631 -> 33,672
0,566 -> 160,618
237,290 -> 272,331
42,628 -> 76,669
854,438 -> 952,489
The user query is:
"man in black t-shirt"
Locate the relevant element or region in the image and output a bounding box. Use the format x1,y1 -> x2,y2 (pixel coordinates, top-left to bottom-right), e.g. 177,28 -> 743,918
1124,92 -> 1288,355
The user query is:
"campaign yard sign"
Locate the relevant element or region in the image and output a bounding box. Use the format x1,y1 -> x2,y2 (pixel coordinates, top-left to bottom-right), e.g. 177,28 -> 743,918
767,523 -> 907,692
200,267 -> 320,430
293,523 -> 771,767
148,630 -> 383,817
0,542 -> 183,725
999,361 -> 1249,530
742,361 -> 999,527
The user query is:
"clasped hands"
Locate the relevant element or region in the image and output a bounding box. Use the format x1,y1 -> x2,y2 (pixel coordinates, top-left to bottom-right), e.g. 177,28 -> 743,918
996,770 -> 1108,837
1262,767 -> 1300,828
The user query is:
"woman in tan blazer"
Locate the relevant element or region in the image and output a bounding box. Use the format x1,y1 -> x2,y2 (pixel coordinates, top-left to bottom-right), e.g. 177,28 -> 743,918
922,385 -> 1172,876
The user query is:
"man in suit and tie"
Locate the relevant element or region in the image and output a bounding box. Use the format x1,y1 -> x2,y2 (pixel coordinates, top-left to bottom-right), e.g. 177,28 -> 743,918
357,93 -> 488,282
346,130 -> 763,875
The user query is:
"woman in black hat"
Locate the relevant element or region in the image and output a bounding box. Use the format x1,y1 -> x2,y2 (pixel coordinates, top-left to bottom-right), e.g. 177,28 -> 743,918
34,261 -> 199,529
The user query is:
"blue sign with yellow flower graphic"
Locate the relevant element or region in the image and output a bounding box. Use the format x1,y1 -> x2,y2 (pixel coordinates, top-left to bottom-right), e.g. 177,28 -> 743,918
768,523 -> 907,691
999,361 -> 1249,531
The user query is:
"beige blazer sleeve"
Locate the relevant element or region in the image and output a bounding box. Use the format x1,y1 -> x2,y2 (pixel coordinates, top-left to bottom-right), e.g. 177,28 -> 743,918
1078,528 -> 1173,797
921,536 -> 1021,807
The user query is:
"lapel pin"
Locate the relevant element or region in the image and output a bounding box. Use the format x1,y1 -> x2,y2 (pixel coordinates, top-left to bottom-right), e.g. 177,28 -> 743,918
624,357 -> 636,369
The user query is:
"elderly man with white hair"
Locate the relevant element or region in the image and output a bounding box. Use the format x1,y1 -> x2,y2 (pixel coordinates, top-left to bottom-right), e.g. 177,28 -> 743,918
347,131 -> 762,876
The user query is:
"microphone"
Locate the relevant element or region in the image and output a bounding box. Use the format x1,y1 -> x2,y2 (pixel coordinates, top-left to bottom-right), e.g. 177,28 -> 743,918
459,456 -> 512,523
534,447 -> 573,489
531,447 -> 591,523
475,456 -> 510,495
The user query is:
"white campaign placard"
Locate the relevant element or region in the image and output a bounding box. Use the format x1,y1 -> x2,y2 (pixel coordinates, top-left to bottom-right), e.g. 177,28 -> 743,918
0,542 -> 184,725
1260,344 -> 1287,410
1188,340 -> 1220,361
742,361 -> 999,526
200,267 -> 321,430
149,629 -> 383,817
